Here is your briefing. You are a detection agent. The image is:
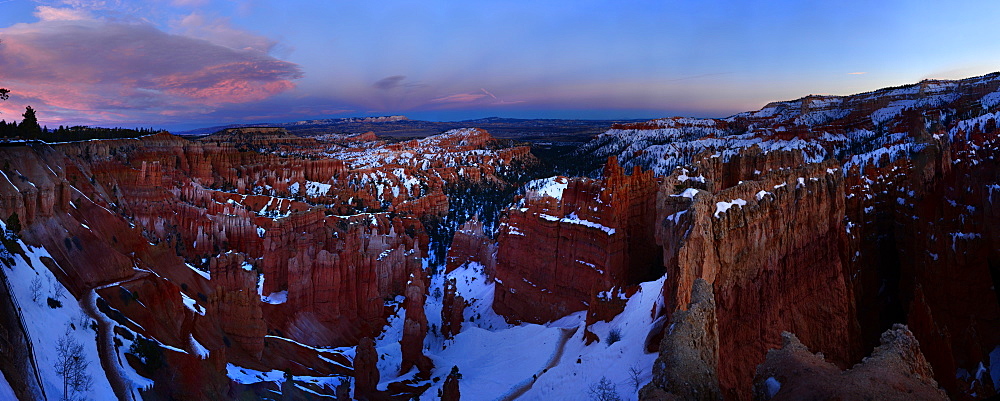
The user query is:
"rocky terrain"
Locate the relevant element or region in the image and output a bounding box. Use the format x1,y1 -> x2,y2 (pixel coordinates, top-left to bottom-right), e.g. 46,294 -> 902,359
1,72 -> 1000,400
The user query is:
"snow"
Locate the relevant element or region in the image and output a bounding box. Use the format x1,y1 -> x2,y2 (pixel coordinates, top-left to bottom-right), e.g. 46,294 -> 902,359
714,198 -> 747,218
261,290 -> 288,305
665,210 -> 687,224
525,176 -> 569,200
415,263 -> 663,401
181,292 -> 205,316
677,169 -> 706,183
672,188 -> 699,199
2,230 -> 118,401
764,376 -> 781,398
186,263 -> 209,280
305,180 -> 332,197
755,190 -> 772,201
190,335 -> 209,359
539,213 -> 617,235
982,90 -> 1000,110
0,370 -> 15,401
227,364 -> 286,384
990,346 -> 1000,390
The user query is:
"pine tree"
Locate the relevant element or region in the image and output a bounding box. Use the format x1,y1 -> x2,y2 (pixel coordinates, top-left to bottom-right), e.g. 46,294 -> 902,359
19,106 -> 42,139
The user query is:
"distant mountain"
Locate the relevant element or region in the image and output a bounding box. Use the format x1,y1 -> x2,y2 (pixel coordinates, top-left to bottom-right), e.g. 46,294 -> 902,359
175,116 -> 650,142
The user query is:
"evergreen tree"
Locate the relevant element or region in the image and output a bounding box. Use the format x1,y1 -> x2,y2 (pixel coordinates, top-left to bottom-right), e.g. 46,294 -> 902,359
19,106 -> 42,139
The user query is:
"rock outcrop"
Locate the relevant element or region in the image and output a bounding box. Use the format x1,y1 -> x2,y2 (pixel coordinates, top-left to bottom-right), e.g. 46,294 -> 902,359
752,325 -> 947,401
441,278 -> 465,340
445,218 -> 496,274
0,127 -> 539,400
353,337 -> 380,401
441,366 -> 461,401
655,155 -> 859,400
400,268 -> 434,378
640,278 -> 721,401
493,157 -> 659,324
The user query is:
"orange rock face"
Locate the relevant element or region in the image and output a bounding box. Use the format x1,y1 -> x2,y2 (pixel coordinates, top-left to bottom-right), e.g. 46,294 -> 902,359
444,218 -> 496,274
0,127 -> 538,399
441,278 -> 465,340
353,337 -> 380,401
752,325 -> 947,401
654,154 -> 859,400
492,157 -> 660,324
399,267 -> 434,378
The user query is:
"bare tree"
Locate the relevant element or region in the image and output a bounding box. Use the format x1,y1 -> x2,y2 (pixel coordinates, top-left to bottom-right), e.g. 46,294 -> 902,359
55,328 -> 92,401
627,364 -> 643,392
30,276 -> 43,304
589,376 -> 622,401
51,278 -> 66,301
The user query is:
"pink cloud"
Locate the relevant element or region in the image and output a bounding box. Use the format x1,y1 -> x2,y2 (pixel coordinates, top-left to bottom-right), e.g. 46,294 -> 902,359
430,92 -> 489,103
33,6 -> 93,21
0,18 -> 301,126
173,12 -> 277,53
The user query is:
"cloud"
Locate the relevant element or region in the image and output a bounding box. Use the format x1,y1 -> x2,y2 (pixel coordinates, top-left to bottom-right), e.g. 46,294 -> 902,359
430,92 -> 488,103
373,75 -> 407,90
0,18 -> 302,125
33,6 -> 93,21
173,12 -> 277,53
427,89 -> 523,107
847,72 -> 867,75
171,0 -> 209,7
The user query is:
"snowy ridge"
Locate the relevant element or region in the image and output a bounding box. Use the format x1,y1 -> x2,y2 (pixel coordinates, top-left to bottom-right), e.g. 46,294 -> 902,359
575,72 -> 1000,178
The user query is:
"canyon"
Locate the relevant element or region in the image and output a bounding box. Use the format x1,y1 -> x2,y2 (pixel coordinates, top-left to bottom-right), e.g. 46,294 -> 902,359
2,73 -> 1000,400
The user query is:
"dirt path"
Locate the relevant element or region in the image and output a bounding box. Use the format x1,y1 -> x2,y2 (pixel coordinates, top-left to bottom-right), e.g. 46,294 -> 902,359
496,326 -> 578,401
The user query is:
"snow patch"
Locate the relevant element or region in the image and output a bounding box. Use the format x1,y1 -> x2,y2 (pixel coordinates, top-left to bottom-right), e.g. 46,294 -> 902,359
714,198 -> 747,218
764,376 -> 781,398
672,188 -> 699,199
525,176 -> 569,200
540,213 -> 616,235
261,291 -> 287,305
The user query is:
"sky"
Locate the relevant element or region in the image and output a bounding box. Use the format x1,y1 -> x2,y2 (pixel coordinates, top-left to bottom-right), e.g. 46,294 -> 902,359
1,0 -> 999,131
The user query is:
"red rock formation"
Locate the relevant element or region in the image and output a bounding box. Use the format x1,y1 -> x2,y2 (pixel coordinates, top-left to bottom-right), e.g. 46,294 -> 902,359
493,157 -> 659,324
445,218 -> 496,274
400,267 -> 433,378
657,156 -> 859,400
842,126 -> 1000,398
441,278 -> 465,340
640,278 -> 722,401
208,253 -> 265,360
0,126 -> 538,400
353,337 -> 380,401
752,325 -> 947,401
441,366 -> 462,401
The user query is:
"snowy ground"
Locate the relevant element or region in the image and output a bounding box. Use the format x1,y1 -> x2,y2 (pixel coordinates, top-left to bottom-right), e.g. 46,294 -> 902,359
5,222 -> 659,401
2,227 -> 118,401
389,262 -> 662,401
0,370 -> 15,400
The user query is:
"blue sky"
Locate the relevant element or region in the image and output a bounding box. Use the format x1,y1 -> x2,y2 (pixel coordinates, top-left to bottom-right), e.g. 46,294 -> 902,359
1,0 -> 999,130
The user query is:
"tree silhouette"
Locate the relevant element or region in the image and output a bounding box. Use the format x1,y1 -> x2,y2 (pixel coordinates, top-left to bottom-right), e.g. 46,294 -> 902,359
0,88 -> 8,101
55,328 -> 92,401
19,106 -> 42,139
